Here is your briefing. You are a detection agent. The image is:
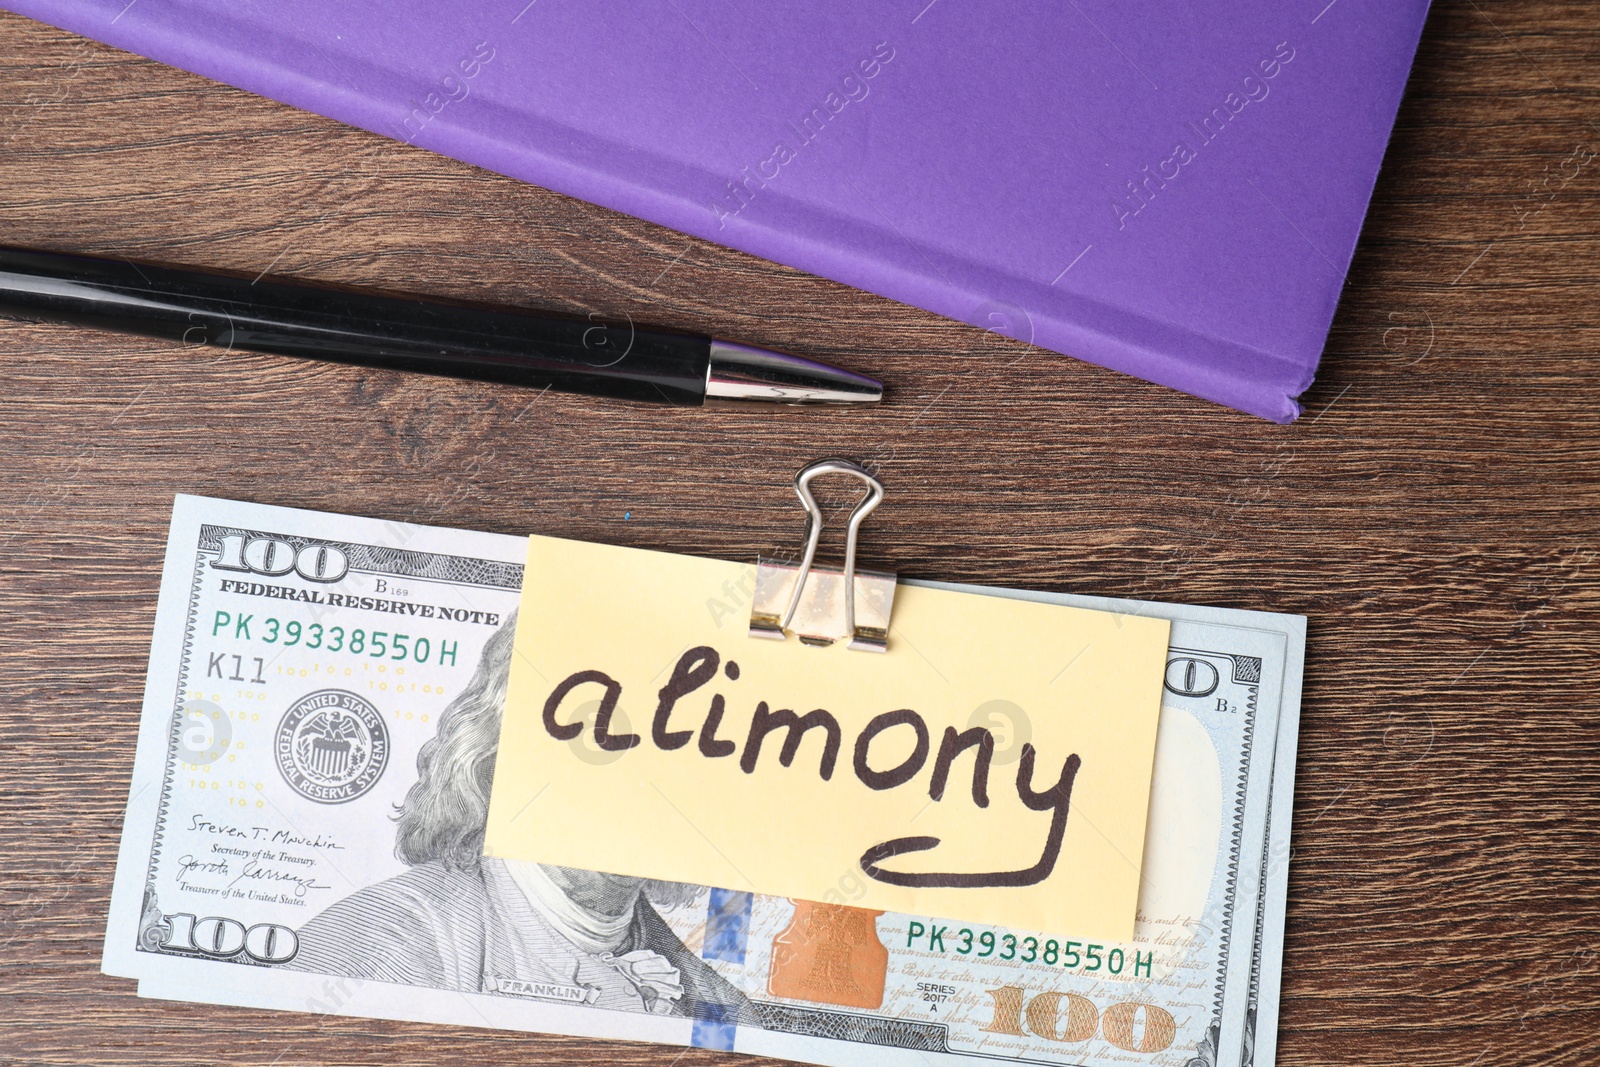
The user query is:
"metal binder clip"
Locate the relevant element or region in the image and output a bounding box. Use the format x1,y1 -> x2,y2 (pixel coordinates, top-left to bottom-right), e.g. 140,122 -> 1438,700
749,458 -> 897,653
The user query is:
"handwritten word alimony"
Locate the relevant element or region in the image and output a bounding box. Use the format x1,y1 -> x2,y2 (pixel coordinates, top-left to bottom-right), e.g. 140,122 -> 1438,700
540,644 -> 1082,890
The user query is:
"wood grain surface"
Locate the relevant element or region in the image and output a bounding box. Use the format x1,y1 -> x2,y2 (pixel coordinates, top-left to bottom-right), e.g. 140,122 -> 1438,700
1,3 -> 1597,1065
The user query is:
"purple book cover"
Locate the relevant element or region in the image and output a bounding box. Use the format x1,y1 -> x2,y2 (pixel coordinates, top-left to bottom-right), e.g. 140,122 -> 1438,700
7,0 -> 1431,421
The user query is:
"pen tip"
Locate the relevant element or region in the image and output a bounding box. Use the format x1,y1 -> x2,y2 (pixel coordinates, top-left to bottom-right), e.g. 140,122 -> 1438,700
707,341 -> 882,404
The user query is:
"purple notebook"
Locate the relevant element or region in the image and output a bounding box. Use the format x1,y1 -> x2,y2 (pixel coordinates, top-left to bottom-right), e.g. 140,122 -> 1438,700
9,0 -> 1431,421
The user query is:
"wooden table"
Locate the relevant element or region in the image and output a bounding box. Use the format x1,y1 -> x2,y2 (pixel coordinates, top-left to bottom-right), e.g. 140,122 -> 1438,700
2,3 -> 1596,1064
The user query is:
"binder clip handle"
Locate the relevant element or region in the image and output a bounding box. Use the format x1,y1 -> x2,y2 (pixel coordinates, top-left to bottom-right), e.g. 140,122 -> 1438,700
783,458 -> 884,638
749,458 -> 897,653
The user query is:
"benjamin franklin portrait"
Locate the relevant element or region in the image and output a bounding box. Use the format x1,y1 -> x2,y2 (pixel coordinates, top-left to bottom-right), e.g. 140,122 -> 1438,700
288,612 -> 751,1022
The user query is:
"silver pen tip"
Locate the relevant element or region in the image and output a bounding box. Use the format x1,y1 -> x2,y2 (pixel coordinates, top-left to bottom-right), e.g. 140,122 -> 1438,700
706,340 -> 882,404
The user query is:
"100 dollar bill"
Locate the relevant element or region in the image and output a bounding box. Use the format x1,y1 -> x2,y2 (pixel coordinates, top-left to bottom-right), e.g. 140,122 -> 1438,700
108,496 -> 1304,1067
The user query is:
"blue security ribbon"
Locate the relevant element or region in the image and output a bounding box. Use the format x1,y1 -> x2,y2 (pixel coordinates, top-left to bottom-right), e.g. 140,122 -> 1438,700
692,888 -> 753,1049
702,888 -> 752,964
690,1000 -> 738,1051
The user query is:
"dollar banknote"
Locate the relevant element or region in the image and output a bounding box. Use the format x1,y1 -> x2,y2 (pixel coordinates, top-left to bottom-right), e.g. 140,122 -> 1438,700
108,496 -> 1305,1067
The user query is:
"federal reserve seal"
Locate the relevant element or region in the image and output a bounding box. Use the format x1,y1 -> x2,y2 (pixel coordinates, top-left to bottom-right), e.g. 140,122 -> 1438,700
274,689 -> 389,803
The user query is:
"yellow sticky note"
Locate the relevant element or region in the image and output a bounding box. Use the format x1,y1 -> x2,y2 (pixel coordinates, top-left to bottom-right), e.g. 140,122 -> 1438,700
484,536 -> 1170,940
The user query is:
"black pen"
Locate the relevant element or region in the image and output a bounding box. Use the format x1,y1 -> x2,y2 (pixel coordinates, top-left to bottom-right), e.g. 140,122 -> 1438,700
0,246 -> 882,406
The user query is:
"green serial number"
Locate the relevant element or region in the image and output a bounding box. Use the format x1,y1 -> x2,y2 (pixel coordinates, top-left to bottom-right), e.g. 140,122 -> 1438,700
211,610 -> 458,665
906,921 -> 1153,977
